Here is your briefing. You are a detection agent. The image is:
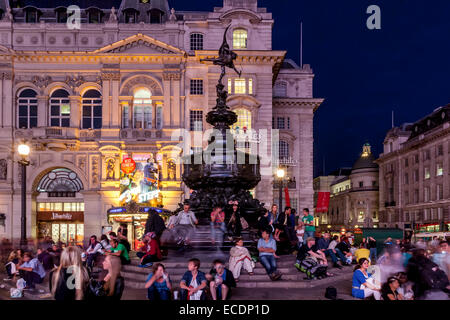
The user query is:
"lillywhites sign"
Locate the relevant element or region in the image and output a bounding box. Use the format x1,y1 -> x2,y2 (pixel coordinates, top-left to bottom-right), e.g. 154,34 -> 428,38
52,212 -> 72,220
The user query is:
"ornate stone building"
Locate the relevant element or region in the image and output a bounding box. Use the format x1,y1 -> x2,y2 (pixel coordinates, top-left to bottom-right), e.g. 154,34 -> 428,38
318,144 -> 380,232
376,105 -> 450,232
0,0 -> 323,244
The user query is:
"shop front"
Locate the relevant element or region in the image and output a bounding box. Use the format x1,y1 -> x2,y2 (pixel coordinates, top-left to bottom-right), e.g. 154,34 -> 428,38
34,168 -> 85,245
107,206 -> 171,250
37,202 -> 84,245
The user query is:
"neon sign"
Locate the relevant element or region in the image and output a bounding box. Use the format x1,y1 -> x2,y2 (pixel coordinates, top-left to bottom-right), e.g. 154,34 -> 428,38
119,153 -> 160,205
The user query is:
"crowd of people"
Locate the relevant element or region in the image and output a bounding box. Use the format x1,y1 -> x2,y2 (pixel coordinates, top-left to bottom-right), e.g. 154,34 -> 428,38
2,201 -> 449,301
351,237 -> 450,300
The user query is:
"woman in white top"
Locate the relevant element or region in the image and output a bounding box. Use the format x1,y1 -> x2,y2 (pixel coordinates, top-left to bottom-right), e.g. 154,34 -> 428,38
228,238 -> 255,282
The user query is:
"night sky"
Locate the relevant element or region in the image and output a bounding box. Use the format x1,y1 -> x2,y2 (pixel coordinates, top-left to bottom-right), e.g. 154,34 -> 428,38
170,0 -> 450,177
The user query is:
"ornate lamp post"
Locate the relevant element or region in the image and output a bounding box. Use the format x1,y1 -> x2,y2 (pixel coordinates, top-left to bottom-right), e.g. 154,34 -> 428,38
18,142 -> 30,248
276,168 -> 285,210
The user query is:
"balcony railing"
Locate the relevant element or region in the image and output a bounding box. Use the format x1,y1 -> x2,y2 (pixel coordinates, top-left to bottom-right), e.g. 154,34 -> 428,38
385,201 -> 397,207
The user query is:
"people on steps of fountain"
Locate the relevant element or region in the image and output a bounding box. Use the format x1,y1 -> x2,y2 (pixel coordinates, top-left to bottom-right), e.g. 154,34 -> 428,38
170,202 -> 198,247
105,238 -> 130,266
257,228 -> 282,281
136,232 -> 162,267
145,263 -> 172,300
301,208 -> 315,243
210,206 -> 226,246
227,200 -> 243,239
207,259 -> 236,300
229,237 -> 255,282
179,258 -> 207,300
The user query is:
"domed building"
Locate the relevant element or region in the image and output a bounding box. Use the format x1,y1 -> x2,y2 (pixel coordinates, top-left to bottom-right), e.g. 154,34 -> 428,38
320,143 -> 380,232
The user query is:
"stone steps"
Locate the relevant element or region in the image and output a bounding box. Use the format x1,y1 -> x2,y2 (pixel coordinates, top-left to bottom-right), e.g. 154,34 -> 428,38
122,254 -> 353,290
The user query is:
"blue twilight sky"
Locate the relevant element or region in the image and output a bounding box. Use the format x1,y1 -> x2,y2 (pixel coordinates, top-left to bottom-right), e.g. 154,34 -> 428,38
169,0 -> 450,177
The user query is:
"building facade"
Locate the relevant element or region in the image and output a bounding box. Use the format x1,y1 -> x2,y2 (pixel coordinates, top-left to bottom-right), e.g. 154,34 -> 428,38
0,0 -> 323,244
316,144 -> 379,232
376,105 -> 450,232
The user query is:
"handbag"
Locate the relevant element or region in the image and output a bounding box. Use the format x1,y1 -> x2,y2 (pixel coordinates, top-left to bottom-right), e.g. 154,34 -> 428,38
88,279 -> 107,298
240,217 -> 249,230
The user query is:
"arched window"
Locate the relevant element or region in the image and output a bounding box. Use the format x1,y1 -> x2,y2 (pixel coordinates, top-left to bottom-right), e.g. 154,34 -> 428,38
279,140 -> 289,160
274,81 -> 287,97
55,7 -> 67,23
133,88 -> 152,129
87,8 -> 103,23
190,33 -> 204,50
232,108 -> 252,133
17,89 -> 38,129
24,7 -> 40,23
123,8 -> 139,23
82,90 -> 102,129
50,89 -> 70,127
148,9 -> 163,24
233,29 -> 248,49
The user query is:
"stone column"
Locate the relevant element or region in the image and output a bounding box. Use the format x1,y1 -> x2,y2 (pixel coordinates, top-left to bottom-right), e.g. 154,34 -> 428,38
69,96 -> 81,128
162,154 -> 168,180
101,75 -> 111,128
172,73 -> 181,127
37,95 -> 48,127
162,74 -> 171,128
2,72 -> 13,128
81,190 -> 103,243
111,74 -> 120,128
298,108 -> 314,214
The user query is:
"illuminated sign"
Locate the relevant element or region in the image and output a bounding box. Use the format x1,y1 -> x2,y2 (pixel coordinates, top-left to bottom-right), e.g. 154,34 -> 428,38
121,158 -> 136,174
119,154 -> 160,205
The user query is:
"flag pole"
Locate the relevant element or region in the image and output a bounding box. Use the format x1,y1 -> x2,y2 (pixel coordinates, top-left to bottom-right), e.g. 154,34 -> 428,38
300,21 -> 303,68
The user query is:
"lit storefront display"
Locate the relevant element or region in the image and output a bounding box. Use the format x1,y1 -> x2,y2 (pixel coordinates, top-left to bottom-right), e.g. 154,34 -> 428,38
35,168 -> 85,245
108,153 -> 168,249
37,202 -> 84,245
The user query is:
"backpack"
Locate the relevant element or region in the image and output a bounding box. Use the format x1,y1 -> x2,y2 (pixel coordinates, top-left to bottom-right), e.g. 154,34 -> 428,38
325,287 -> 337,300
420,262 -> 449,290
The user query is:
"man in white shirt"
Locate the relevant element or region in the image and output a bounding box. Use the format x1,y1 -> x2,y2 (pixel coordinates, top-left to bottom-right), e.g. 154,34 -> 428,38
172,202 -> 198,247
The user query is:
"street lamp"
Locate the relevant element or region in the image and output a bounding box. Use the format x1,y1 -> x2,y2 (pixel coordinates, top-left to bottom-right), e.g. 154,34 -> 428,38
276,168 -> 285,211
18,142 -> 30,249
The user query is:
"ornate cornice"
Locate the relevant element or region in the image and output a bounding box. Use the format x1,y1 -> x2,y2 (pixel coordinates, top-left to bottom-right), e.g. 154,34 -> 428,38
273,98 -> 324,112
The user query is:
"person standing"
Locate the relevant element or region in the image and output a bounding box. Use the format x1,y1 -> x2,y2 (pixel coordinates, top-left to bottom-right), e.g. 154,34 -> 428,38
257,229 -> 282,281
301,208 -> 315,243
210,206 -> 226,247
144,209 -> 167,240
227,201 -> 242,239
368,237 -> 378,263
432,240 -> 450,280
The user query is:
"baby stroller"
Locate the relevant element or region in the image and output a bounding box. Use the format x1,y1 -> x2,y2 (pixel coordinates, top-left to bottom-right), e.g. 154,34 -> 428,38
295,257 -> 328,280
